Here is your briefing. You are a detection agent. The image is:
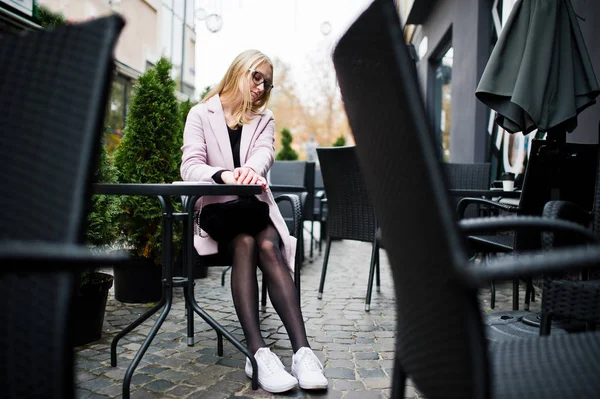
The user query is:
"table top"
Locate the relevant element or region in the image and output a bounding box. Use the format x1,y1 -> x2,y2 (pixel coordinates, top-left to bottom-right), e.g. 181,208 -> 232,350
448,189 -> 521,199
92,183 -> 262,196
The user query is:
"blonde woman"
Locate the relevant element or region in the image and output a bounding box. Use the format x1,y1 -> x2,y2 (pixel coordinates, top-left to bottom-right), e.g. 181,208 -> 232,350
181,49 -> 328,393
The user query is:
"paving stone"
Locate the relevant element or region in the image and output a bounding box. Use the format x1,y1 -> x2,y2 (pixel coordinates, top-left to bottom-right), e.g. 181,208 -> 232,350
78,377 -> 114,391
344,390 -> 387,399
326,359 -> 355,369
97,383 -> 123,397
143,378 -> 176,392
357,368 -> 387,378
155,369 -> 195,383
355,360 -> 381,369
333,380 -> 365,390
131,373 -> 155,385
355,352 -> 379,360
129,387 -> 164,398
324,367 -> 355,380
363,377 -> 393,389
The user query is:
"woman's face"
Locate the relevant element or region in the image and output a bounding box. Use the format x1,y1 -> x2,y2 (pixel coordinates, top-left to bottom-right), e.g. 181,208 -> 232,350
243,62 -> 273,102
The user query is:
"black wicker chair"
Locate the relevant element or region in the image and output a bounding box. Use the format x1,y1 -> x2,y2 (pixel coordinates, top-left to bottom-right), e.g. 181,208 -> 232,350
333,1 -> 600,397
316,146 -> 380,312
0,16 -> 125,399
531,143 -> 600,335
269,160 -> 315,262
445,162 -> 492,219
313,167 -> 327,255
458,139 -> 598,310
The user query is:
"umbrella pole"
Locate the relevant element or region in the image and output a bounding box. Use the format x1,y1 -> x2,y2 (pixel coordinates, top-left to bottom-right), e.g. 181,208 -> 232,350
543,127 -> 567,200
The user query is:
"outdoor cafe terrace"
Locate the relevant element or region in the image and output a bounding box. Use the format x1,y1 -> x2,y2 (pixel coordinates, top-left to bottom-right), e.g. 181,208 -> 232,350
74,232 -> 535,399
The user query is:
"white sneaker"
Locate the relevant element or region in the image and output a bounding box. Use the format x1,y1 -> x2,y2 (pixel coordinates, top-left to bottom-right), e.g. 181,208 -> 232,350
292,347 -> 328,390
245,347 -> 298,393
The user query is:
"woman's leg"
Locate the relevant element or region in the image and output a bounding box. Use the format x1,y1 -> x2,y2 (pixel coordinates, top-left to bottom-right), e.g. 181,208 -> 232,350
255,225 -> 310,352
229,233 -> 265,354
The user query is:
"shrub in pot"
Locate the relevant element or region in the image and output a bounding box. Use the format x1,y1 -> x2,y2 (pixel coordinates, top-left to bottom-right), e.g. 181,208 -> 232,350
113,58 -> 182,302
74,129 -> 120,346
276,127 -> 299,160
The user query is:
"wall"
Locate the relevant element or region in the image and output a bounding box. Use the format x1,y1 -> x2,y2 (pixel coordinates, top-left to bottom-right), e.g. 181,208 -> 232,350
38,0 -> 159,74
568,0 -> 600,144
410,0 -> 493,163
116,0 -> 159,72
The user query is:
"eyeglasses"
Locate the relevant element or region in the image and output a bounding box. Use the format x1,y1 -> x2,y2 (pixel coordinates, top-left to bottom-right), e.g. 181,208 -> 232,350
248,68 -> 274,92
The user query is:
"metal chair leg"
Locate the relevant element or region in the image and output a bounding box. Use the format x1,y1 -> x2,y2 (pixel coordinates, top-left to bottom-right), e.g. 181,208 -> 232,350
317,237 -> 332,300
261,274 -> 268,313
375,244 -> 381,293
221,265 -> 232,286
365,241 -> 379,312
512,279 -> 519,310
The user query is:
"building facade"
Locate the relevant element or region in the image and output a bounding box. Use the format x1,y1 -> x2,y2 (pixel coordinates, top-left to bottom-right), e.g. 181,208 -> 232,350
402,0 -> 600,170
1,0 -> 197,145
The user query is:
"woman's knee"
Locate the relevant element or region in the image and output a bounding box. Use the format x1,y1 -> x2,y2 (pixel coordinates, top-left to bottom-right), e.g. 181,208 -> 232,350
231,233 -> 256,252
257,238 -> 281,261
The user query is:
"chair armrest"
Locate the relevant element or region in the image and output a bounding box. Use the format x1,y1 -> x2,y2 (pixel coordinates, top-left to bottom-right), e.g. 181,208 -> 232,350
275,193 -> 302,239
542,200 -> 592,249
457,197 -> 518,219
0,241 -> 129,272
459,216 -> 599,242
315,190 -> 326,200
543,200 -> 591,224
459,244 -> 600,288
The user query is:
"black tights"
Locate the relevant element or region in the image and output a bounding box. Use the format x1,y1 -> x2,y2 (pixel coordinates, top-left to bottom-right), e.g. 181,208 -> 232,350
228,224 -> 309,354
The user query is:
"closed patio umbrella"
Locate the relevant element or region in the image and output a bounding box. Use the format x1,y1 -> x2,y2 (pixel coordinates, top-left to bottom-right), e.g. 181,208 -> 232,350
476,0 -> 599,137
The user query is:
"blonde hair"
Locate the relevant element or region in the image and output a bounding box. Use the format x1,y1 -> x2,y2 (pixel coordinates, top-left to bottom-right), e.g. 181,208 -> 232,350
202,49 -> 273,127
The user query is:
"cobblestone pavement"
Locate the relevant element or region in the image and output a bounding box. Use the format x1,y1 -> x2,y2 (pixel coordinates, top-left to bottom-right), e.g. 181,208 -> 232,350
75,230 -> 540,399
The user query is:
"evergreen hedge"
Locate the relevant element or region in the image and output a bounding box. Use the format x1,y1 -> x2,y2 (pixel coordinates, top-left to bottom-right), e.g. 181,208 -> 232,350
85,126 -> 121,248
113,58 -> 182,265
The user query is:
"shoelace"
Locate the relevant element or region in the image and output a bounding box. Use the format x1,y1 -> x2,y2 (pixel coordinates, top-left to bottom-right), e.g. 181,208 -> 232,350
260,351 -> 283,375
298,351 -> 323,371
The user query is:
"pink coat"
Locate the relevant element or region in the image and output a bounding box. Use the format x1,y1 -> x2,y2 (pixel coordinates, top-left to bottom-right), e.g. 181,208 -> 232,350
180,95 -> 297,272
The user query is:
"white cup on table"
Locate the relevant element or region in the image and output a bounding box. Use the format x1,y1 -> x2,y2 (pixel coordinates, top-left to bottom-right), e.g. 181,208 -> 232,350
502,180 -> 514,191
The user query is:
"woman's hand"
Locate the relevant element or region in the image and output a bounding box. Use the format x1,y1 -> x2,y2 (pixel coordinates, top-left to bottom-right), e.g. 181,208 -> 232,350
221,171 -> 237,185
234,167 -> 260,184
234,167 -> 269,193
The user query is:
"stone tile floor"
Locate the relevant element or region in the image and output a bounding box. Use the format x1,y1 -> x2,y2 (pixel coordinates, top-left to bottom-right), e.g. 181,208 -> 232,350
75,232 -> 539,399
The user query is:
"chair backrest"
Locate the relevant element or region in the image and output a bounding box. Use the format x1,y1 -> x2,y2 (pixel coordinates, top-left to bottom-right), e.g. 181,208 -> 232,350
0,16 -> 124,244
313,167 -> 325,217
515,138 -> 598,251
444,163 -> 491,219
270,160 -> 307,186
270,160 -> 315,221
444,163 -> 491,190
0,16 -> 124,399
332,1 -> 488,398
316,146 -> 376,243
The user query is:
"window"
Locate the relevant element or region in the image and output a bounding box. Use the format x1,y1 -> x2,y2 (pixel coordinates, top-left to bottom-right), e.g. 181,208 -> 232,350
105,76 -> 133,154
432,46 -> 453,161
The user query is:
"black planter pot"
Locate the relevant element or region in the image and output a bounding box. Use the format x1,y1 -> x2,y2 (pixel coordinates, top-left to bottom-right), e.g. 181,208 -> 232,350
73,272 -> 113,347
114,257 -> 162,303
172,251 -> 208,280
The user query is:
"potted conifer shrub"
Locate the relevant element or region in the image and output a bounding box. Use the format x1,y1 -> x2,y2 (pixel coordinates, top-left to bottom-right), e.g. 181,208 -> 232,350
112,58 -> 182,303
74,130 -> 120,346
276,127 -> 299,160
